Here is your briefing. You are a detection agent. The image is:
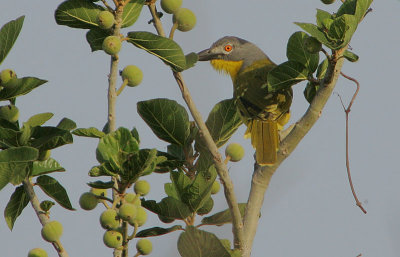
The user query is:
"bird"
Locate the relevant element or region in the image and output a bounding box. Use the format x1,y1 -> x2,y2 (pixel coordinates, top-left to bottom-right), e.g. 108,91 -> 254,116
197,36 -> 293,165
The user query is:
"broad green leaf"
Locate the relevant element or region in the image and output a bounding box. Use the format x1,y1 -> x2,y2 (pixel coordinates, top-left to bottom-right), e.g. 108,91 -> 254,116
73,127 -> 105,138
4,185 -> 29,230
327,14 -> 357,48
170,170 -> 192,201
121,148 -> 158,183
286,31 -> 319,72
0,16 -> 24,65
304,81 -> 319,104
343,50 -> 359,62
137,98 -> 190,146
316,58 -> 329,79
86,29 -> 109,52
154,151 -> 184,173
96,127 -> 139,164
89,163 -> 117,177
87,180 -> 114,189
36,175 -> 75,210
121,0 -> 145,28
0,146 -> 38,162
196,152 -> 214,173
316,9 -> 332,27
294,22 -> 333,48
136,225 -> 183,238
25,113 -> 53,127
184,52 -> 198,70
195,99 -> 242,154
178,226 -> 230,257
8,162 -> 31,186
167,144 -> 185,160
197,197 -> 214,215
142,197 -> 191,219
164,182 -> 179,199
0,119 -> 19,131
55,0 -> 104,29
31,158 -> 65,177
0,127 -> 19,148
131,127 -> 140,144
267,61 -> 308,92
0,77 -> 47,101
57,118 -> 77,131
337,0 -> 373,23
185,168 -> 217,212
201,203 -> 247,226
127,32 -> 186,72
31,127 -> 73,150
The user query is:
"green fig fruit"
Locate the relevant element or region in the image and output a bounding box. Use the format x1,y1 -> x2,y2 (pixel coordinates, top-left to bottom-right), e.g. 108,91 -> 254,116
136,239 -> 153,255
97,11 -> 115,29
0,105 -> 19,122
172,8 -> 196,32
134,180 -> 150,196
100,209 -> 120,230
79,192 -> 98,210
103,230 -> 123,248
41,220 -> 63,242
161,0 -> 182,14
225,143 -> 245,162
121,65 -> 143,87
102,36 -> 121,55
210,180 -> 220,195
118,203 -> 137,221
28,248 -> 48,257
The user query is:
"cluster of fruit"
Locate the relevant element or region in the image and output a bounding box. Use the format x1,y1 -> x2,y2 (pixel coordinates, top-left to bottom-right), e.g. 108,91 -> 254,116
78,180 -> 152,255
0,69 -> 19,122
160,0 -> 196,32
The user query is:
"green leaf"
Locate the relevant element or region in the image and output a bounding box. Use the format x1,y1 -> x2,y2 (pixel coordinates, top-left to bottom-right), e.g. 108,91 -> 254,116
137,98 -> 190,146
136,225 -> 183,238
89,163 -> 117,177
267,61 -> 308,92
0,16 -> 24,65
87,180 -> 114,189
0,127 -> 19,148
316,58 -> 329,79
164,182 -> 179,199
142,197 -> 192,219
86,29 -> 109,52
57,118 -> 77,131
195,99 -> 242,154
337,0 -> 373,23
31,158 -> 66,177
31,127 -> 73,150
131,127 -> 140,144
0,77 -> 47,101
316,9 -> 332,27
184,52 -> 198,70
0,162 -> 31,189
36,175 -> 75,210
154,151 -> 184,173
121,148 -> 158,183
4,185 -> 29,230
286,31 -> 319,72
73,127 -> 105,138
343,50 -> 359,62
96,127 -> 139,164
121,0 -> 145,28
185,168 -> 217,212
25,113 -> 53,127
0,146 -> 38,162
127,31 -> 186,72
304,81 -> 319,104
55,0 -> 104,29
170,170 -> 192,201
294,22 -> 335,49
178,226 -> 231,257
201,203 -> 247,226
327,14 -> 357,47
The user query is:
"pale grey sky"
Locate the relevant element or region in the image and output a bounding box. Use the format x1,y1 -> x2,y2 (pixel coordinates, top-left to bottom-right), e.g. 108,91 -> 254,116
1,1 -> 399,257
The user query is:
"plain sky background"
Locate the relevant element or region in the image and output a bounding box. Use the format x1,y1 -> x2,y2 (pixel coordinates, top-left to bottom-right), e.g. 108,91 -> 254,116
1,0 -> 399,256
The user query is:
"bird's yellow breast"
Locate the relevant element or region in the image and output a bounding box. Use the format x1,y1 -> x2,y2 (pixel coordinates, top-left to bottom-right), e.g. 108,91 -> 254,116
210,59 -> 243,81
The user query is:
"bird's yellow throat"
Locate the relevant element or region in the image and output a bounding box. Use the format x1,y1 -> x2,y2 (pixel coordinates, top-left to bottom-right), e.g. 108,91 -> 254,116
210,59 -> 243,81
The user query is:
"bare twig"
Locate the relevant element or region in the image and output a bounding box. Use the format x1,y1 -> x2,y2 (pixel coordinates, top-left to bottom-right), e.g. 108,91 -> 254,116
169,22 -> 178,39
337,71 -> 366,214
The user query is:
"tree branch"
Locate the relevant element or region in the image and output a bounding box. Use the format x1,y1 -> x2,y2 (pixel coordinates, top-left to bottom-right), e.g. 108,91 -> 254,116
241,48 -> 347,257
23,178 -> 70,257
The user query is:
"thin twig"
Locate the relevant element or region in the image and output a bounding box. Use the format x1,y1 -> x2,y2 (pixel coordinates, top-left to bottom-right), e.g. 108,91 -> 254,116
336,72 -> 366,214
116,79 -> 128,96
101,0 -> 114,11
169,22 -> 178,39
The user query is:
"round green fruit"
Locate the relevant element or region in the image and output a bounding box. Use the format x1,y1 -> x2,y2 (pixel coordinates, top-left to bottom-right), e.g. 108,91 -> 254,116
102,36 -> 122,55
172,8 -> 196,32
304,37 -> 322,54
211,180 -> 220,195
134,180 -> 150,196
220,239 -> 231,250
129,206 -> 147,227
321,0 -> 335,4
41,220 -> 63,242
161,0 -> 182,14
0,105 -> 19,122
121,65 -> 143,87
136,239 -> 153,255
225,143 -> 245,162
197,197 -> 214,215
0,69 -> 17,87
28,248 -> 48,257
100,209 -> 120,230
125,193 -> 141,206
90,187 -> 107,197
38,150 -> 51,161
158,214 -> 175,223
79,192 -> 98,210
103,230 -> 123,249
118,203 -> 137,221
97,11 -> 115,29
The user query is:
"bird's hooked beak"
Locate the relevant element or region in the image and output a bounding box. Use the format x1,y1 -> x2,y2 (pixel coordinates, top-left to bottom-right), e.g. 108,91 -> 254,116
197,48 -> 219,61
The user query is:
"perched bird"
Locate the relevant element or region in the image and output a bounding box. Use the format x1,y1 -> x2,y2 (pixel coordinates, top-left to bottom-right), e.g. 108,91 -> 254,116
198,36 -> 293,165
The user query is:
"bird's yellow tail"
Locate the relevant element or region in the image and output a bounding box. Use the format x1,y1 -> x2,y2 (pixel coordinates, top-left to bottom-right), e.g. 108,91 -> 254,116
245,120 -> 278,165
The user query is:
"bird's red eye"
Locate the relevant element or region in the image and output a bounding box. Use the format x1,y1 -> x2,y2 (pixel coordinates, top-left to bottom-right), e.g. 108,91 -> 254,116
224,45 -> 233,52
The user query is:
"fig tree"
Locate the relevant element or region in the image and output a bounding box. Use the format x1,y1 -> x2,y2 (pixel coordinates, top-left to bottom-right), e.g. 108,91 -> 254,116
134,180 -> 150,196
41,220 -> 63,242
161,0 -> 182,14
79,192 -> 98,210
304,37 -> 322,54
118,203 -> 137,221
129,206 -> 147,227
102,36 -> 121,55
121,65 -> 143,87
97,11 -> 115,29
225,143 -> 245,162
197,197 -> 214,215
103,230 -> 123,248
125,193 -> 141,206
172,8 -> 196,32
100,209 -> 120,229
136,239 -> 153,255
28,248 -> 48,257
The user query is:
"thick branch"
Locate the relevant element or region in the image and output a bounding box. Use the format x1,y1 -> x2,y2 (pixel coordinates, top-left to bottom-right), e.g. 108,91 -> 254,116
241,48 -> 347,257
23,178 -> 69,257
